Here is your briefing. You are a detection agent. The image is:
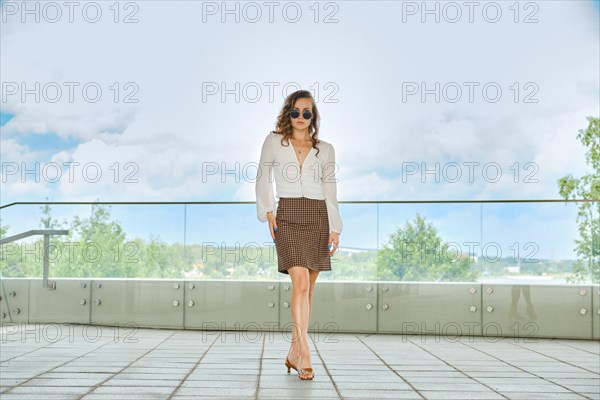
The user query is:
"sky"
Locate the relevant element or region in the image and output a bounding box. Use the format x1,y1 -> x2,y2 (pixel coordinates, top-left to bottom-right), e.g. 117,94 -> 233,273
1,0 -> 599,260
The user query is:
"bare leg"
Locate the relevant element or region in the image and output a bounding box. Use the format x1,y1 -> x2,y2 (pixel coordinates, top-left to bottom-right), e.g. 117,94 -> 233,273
288,269 -> 320,361
308,269 -> 320,322
287,266 -> 317,379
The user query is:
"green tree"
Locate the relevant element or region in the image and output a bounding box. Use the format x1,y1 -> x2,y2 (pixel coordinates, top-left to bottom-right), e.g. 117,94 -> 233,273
0,216 -> 38,277
62,202 -> 187,278
557,116 -> 600,284
378,213 -> 479,282
39,196 -> 63,229
0,219 -> 8,238
1,201 -> 189,279
69,202 -> 126,277
0,218 -> 15,276
133,235 -> 187,278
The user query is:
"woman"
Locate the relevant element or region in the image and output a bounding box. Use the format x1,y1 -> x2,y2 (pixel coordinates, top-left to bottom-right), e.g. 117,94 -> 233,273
255,90 -> 343,380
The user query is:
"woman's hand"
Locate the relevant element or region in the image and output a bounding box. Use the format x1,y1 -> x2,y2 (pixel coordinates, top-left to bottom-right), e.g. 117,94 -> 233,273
328,231 -> 340,256
267,211 -> 278,240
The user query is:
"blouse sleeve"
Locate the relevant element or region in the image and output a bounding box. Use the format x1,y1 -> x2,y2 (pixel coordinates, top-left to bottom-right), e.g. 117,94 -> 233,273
255,133 -> 277,222
322,143 -> 343,235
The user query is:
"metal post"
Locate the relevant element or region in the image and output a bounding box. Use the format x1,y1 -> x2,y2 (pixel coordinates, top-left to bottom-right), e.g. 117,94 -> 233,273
42,234 -> 56,290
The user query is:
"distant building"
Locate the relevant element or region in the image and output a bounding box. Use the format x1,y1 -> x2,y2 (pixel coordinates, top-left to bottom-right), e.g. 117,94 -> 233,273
184,261 -> 205,278
506,265 -> 520,274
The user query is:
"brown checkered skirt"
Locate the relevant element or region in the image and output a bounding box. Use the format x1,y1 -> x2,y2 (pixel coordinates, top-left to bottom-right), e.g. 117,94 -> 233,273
274,197 -> 331,275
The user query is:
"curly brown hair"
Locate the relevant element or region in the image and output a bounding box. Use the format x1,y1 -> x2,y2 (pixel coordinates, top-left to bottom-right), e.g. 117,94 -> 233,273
270,90 -> 322,157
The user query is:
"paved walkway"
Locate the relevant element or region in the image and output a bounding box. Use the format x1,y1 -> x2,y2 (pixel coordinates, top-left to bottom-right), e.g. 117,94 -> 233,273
1,324 -> 598,399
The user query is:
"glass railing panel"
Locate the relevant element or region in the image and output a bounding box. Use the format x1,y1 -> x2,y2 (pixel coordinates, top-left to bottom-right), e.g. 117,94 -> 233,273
186,202 -> 378,281
104,204 -> 186,278
377,202 -> 482,282
2,200 -> 595,284
1,203 -> 92,278
480,200 -> 596,284
325,202 -> 377,281
1,203 -> 188,279
186,202 -> 274,280
593,200 -> 600,285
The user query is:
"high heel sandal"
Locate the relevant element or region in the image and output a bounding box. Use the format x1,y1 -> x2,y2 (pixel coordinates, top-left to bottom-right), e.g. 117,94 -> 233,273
285,356 -> 298,373
297,354 -> 314,380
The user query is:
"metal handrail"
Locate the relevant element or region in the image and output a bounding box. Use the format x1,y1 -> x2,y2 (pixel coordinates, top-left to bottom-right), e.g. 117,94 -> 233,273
0,199 -> 598,209
0,230 -> 69,289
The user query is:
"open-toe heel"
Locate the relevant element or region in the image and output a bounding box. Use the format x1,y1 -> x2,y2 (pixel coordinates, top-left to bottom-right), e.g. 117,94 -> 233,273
285,356 -> 297,373
297,354 -> 314,380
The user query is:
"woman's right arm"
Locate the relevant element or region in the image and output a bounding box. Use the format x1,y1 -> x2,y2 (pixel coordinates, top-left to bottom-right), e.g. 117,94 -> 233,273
255,134 -> 277,223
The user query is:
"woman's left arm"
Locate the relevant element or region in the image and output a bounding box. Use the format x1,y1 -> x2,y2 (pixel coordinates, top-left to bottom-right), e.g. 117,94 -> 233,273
322,143 -> 343,254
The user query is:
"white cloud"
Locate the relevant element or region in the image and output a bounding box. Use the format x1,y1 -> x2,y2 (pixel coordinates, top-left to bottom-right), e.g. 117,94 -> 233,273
1,138 -> 37,162
0,0 -> 597,206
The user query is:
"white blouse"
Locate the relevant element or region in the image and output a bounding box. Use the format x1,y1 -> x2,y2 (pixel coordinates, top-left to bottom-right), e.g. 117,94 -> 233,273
255,132 -> 343,235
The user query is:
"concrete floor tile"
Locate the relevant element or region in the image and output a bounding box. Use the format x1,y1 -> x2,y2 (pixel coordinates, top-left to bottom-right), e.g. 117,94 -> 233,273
419,391 -> 505,400
1,324 -> 598,400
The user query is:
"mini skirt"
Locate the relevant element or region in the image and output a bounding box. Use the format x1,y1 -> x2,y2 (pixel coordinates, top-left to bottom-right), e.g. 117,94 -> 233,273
274,197 -> 331,275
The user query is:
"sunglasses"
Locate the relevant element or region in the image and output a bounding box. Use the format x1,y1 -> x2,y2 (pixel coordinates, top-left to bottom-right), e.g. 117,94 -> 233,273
290,109 -> 313,120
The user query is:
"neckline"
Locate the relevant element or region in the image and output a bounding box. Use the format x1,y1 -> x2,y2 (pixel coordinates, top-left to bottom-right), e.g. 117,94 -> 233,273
288,138 -> 314,170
